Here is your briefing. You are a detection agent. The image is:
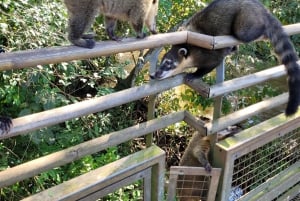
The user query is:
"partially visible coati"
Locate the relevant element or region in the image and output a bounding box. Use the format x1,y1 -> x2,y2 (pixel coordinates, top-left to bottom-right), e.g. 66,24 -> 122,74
177,131 -> 212,201
64,0 -> 159,48
150,0 -> 300,116
0,117 -> 12,135
179,131 -> 212,172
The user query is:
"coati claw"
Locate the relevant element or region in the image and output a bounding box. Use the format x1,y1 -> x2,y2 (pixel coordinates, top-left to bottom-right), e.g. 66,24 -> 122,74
204,163 -> 212,173
0,116 -> 13,135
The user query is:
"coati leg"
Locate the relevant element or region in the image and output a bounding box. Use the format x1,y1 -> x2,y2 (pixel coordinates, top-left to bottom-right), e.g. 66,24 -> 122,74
131,18 -> 147,39
67,13 -> 96,49
0,116 -> 12,135
198,151 -> 212,172
104,17 -> 120,41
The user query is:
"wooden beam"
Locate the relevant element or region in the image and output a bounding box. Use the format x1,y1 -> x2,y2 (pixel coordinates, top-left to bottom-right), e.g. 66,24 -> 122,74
0,32 -> 188,71
213,23 -> 300,49
206,93 -> 288,135
22,146 -> 165,201
208,64 -> 288,98
1,24 -> 299,71
1,74 -> 185,139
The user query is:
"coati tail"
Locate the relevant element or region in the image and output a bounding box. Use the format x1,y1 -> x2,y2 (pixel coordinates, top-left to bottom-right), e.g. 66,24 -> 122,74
265,15 -> 300,116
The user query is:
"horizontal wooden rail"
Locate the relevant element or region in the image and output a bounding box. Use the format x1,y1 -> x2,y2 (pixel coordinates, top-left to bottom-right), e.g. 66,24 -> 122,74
206,93 -> 288,135
0,24 -> 299,71
213,23 -> 300,49
23,145 -> 165,201
0,111 -> 185,188
1,74 -> 185,139
186,61 -> 300,98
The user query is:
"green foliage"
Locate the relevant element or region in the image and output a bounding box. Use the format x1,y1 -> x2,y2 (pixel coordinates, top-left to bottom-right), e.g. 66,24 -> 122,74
0,0 -> 299,200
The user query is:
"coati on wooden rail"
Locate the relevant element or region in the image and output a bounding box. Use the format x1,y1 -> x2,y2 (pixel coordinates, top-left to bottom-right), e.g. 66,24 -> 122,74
150,0 -> 300,116
64,0 -> 159,48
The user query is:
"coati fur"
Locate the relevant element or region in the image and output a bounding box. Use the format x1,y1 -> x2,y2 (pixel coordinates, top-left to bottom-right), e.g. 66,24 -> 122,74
179,131 -> 212,172
64,0 -> 159,48
177,131 -> 212,201
0,116 -> 12,135
0,50 -> 12,134
150,0 -> 300,116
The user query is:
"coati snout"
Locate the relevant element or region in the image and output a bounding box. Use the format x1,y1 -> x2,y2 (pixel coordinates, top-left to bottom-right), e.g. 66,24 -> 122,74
150,46 -> 189,79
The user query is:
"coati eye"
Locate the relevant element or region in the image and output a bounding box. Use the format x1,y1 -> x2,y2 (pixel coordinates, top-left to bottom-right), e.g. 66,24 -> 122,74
165,59 -> 172,65
178,48 -> 188,57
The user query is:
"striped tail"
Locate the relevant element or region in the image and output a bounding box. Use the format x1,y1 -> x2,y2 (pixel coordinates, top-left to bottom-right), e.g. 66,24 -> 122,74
266,15 -> 300,116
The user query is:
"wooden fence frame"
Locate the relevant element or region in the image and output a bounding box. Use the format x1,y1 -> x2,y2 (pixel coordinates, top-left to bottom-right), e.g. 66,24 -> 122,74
0,23 -> 300,200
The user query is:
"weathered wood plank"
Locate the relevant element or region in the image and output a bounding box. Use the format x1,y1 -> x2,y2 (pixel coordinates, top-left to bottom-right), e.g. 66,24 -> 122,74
216,109 -> 300,156
206,93 -> 288,135
1,74 -> 185,139
22,146 -> 165,201
0,32 -> 187,71
0,112 -> 183,188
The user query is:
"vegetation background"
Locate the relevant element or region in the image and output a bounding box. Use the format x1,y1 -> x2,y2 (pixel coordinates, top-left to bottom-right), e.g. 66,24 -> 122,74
0,0 -> 299,200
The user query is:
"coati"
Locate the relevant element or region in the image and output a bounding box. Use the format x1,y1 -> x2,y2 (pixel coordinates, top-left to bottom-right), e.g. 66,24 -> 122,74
177,131 -> 212,201
0,117 -> 12,135
0,49 -> 12,134
64,0 -> 159,48
179,131 -> 212,172
150,0 -> 300,116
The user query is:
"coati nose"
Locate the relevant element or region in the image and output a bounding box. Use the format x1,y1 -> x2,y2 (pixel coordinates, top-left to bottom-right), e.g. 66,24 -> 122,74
149,71 -> 162,80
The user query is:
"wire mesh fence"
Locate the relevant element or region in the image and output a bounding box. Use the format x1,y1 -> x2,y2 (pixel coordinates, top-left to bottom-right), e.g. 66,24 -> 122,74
167,166 -> 221,201
231,128 -> 300,200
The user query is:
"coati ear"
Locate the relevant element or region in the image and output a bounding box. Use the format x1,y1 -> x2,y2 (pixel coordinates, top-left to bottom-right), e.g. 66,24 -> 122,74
178,48 -> 188,58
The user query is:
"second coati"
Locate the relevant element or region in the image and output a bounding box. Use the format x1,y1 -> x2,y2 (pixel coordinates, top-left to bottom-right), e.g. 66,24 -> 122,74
150,0 -> 300,116
177,131 -> 212,201
64,0 -> 159,48
179,131 -> 212,172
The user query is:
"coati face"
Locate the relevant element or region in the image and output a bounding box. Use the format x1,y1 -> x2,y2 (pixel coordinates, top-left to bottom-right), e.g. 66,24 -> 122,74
150,45 -> 195,80
150,44 -> 237,80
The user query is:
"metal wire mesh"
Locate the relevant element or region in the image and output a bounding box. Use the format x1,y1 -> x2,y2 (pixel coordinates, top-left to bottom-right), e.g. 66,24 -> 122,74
231,128 -> 300,197
176,174 -> 211,201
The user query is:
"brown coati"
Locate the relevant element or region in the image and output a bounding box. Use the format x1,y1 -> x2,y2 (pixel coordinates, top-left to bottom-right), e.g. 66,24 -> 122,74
177,131 -> 211,201
64,0 -> 159,48
179,131 -> 212,172
150,0 -> 300,116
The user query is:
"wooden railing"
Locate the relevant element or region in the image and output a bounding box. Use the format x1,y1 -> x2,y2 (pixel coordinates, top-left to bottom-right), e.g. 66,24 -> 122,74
0,23 -> 300,200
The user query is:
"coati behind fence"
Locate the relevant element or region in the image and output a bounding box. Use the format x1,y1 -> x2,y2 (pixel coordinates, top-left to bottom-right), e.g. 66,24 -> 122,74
150,0 -> 300,116
64,0 -> 159,48
176,131 -> 211,201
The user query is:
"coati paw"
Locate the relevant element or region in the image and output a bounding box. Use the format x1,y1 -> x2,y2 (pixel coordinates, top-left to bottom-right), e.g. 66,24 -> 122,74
204,163 -> 212,173
84,39 -> 96,49
0,116 -> 13,135
151,30 -> 158,35
185,73 -> 202,82
111,36 -> 122,42
136,32 -> 147,39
